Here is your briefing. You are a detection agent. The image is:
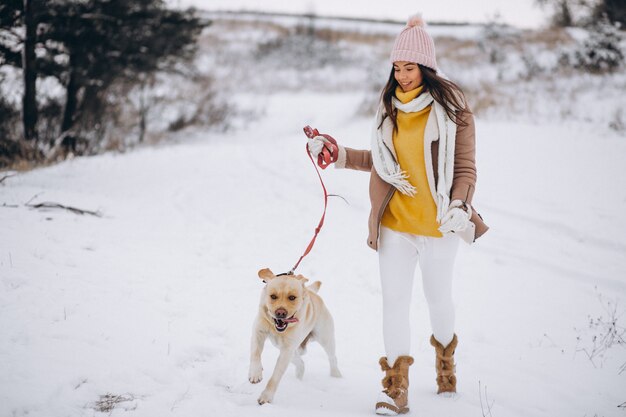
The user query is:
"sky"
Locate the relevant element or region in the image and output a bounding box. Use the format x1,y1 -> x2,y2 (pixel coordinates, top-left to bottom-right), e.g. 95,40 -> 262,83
166,0 -> 548,29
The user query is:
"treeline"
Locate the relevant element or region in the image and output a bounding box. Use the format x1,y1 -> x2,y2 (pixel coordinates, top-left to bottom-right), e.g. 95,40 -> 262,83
0,0 -> 209,168
535,0 -> 625,28
533,0 -> 625,73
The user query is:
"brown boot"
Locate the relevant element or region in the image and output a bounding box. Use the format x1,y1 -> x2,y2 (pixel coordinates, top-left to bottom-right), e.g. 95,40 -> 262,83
430,334 -> 458,394
375,355 -> 414,415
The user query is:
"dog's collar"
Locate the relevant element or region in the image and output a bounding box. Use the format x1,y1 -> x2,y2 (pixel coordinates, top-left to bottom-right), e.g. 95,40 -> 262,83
262,271 -> 293,283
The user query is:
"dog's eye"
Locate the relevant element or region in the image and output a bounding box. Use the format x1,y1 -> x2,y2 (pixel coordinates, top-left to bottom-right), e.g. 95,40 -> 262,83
288,295 -> 296,301
270,294 -> 277,300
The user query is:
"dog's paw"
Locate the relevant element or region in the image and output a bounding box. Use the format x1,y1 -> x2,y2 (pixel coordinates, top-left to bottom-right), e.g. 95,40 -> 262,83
249,373 -> 263,384
248,364 -> 263,384
331,368 -> 342,378
257,390 -> 274,405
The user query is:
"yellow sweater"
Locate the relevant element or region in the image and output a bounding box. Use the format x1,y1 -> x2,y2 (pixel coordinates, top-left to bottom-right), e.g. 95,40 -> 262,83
380,86 -> 442,238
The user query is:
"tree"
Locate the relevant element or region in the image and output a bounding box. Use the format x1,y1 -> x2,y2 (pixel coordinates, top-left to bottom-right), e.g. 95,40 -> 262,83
0,0 -> 44,140
535,0 -> 626,27
535,0 -> 576,27
0,0 -> 208,149
22,0 -> 37,140
39,0 -> 208,133
593,0 -> 626,26
574,16 -> 624,72
0,0 -> 24,68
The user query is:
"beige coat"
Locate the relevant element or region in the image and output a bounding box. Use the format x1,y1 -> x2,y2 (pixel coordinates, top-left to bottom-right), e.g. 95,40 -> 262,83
335,109 -> 488,251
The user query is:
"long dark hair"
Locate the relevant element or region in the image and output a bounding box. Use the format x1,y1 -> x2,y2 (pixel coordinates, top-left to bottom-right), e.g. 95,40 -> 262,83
379,65 -> 470,130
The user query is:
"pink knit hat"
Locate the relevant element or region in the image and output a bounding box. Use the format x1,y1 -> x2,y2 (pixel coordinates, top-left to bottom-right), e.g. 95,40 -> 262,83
390,14 -> 437,70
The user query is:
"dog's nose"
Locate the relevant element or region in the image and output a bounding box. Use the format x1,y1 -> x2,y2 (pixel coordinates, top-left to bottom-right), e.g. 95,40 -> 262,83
275,308 -> 288,319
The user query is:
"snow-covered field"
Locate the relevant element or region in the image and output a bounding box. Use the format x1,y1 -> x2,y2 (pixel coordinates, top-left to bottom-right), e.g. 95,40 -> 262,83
2,90 -> 625,416
2,13 -> 626,417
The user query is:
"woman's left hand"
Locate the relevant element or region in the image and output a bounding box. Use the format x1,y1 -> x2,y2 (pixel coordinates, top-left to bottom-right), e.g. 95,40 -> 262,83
438,200 -> 472,234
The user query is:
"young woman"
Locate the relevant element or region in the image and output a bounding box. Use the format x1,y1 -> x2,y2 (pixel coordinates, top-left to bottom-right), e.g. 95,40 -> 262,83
307,15 -> 489,415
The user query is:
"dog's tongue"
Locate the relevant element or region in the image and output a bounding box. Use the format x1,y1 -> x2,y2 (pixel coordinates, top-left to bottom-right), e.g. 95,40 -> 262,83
283,317 -> 299,323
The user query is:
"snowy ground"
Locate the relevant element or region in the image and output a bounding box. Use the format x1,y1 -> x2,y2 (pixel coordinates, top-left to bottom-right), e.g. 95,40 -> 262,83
2,89 -> 626,416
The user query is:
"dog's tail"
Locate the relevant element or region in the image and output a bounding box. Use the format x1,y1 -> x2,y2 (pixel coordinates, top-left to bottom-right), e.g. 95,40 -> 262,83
307,281 -> 322,293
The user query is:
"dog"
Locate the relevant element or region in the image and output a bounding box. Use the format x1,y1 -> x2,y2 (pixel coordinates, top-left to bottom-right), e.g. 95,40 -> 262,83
248,268 -> 342,405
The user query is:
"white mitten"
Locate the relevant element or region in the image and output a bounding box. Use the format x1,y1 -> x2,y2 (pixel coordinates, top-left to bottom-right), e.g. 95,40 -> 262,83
438,200 -> 472,234
307,135 -> 330,158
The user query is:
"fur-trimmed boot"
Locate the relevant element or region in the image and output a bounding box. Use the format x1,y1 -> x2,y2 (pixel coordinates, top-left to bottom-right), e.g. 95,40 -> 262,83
430,334 -> 458,394
375,355 -> 414,415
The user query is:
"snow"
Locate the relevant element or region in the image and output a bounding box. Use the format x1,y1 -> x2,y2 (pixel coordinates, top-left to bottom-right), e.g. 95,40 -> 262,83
2,12 -> 626,417
2,89 -> 625,416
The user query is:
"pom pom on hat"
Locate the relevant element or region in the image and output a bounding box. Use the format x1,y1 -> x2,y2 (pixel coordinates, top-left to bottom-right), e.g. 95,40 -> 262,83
406,14 -> 426,28
389,13 -> 437,70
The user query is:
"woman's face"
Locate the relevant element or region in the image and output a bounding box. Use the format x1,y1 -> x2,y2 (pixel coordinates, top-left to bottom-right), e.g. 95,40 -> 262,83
393,61 -> 423,92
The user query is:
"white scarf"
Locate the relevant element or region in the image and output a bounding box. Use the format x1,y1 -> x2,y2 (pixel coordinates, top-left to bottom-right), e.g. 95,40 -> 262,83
370,91 -> 457,222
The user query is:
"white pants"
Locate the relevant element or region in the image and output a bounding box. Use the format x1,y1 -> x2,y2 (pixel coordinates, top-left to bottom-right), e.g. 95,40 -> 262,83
378,226 -> 459,364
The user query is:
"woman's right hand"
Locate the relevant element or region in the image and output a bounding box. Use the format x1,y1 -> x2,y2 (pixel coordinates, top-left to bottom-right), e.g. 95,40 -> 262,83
303,126 -> 339,168
307,135 -> 331,158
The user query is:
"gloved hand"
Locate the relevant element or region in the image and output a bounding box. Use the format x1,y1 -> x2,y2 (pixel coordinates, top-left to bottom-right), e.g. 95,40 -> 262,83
438,200 -> 472,234
303,126 -> 339,169
307,135 -> 331,158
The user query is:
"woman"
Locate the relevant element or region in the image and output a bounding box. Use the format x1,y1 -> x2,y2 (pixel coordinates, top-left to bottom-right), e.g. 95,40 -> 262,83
307,15 -> 489,415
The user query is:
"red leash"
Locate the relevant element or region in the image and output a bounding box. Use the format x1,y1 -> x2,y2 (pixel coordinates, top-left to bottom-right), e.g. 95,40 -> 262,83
286,126 -> 338,274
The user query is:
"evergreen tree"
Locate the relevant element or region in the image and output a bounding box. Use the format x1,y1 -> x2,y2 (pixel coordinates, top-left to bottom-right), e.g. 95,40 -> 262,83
535,0 -> 626,27
0,0 -> 24,68
575,16 -> 624,72
0,0 -> 208,144
535,0 -> 575,27
593,0 -> 626,27
39,0 -> 208,132
0,0 -> 47,140
23,0 -> 38,140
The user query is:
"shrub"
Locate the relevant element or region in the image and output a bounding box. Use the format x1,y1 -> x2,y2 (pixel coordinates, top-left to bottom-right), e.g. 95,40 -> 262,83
255,20 -> 348,69
570,18 -> 624,73
0,95 -> 19,143
609,108 -> 626,132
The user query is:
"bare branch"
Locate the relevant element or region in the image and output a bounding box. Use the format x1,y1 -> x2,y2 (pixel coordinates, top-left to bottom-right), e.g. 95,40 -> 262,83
8,27 -> 24,41
25,192 -> 44,206
0,172 -> 16,184
575,290 -> 625,370
93,393 -> 136,414
25,201 -> 103,217
479,380 -> 495,417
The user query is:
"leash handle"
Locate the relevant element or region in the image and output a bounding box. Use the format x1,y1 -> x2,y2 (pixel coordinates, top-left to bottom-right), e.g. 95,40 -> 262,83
303,125 -> 338,170
290,126 -> 336,272
303,125 -> 318,138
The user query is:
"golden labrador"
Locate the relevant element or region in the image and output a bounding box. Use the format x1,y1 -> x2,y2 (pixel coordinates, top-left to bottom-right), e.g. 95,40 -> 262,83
249,268 -> 341,404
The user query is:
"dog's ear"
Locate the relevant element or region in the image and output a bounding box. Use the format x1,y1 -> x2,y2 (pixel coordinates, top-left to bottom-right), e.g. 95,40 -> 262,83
258,268 -> 275,282
295,274 -> 309,284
